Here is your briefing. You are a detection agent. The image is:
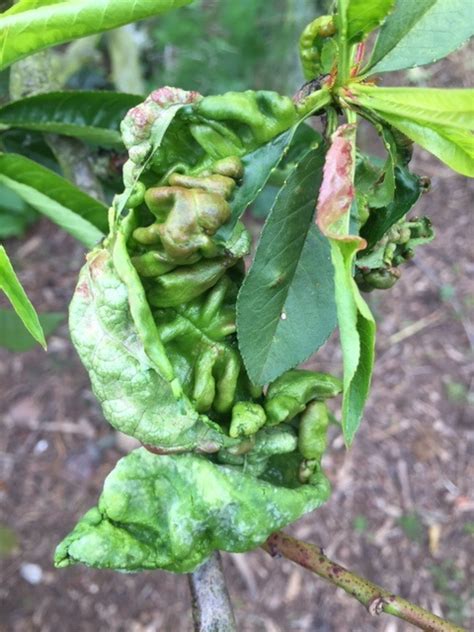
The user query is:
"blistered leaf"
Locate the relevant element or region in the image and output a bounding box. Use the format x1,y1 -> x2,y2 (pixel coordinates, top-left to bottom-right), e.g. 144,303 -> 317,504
366,0 -> 474,74
317,124 -> 363,246
0,246 -> 46,349
0,0 -> 194,70
237,147 -> 336,385
69,240 -> 225,451
0,92 -> 142,146
346,0 -> 394,44
317,125 -> 375,444
55,448 -> 330,572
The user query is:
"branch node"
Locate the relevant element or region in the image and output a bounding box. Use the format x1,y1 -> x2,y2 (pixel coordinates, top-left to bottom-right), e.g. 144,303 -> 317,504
367,595 -> 386,616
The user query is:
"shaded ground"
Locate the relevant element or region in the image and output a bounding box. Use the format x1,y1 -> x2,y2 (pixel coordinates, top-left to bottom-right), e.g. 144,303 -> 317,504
1,53 -> 473,631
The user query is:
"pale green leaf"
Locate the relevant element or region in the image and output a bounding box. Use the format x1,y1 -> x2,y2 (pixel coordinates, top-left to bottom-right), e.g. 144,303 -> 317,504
0,245 -> 46,349
0,153 -> 107,246
0,0 -> 194,70
0,308 -> 64,351
349,85 -> 474,132
366,0 -> 474,74
346,0 -> 394,43
330,241 -> 375,445
374,112 -> 474,177
55,448 -> 330,572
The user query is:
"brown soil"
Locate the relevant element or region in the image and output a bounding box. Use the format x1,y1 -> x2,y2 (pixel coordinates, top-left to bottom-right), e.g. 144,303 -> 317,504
1,53 -> 473,631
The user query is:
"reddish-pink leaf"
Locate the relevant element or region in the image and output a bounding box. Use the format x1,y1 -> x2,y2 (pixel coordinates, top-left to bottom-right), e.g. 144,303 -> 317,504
317,124 -> 366,250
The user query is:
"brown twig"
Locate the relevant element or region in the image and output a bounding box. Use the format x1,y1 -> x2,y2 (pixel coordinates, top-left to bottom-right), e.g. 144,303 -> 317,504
188,552 -> 237,632
263,532 -> 466,632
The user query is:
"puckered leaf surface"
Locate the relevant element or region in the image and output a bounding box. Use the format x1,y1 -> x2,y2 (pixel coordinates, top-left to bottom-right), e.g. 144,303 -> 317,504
55,448 -> 330,573
69,243 -> 224,451
317,125 -> 375,445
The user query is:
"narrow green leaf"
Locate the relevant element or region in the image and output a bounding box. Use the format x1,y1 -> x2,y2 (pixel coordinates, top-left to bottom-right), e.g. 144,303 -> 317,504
237,147 -> 336,385
0,245 -> 46,349
346,0 -> 394,43
373,112 -> 474,177
217,126 -> 305,242
349,85 -> 474,132
0,153 -> 107,246
366,0 -> 474,74
0,92 -> 142,146
330,242 -> 375,445
0,0 -> 194,70
0,308 -> 64,352
317,124 -> 375,444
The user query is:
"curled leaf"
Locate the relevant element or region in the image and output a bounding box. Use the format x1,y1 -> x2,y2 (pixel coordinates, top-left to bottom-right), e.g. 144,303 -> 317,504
55,448 -> 330,573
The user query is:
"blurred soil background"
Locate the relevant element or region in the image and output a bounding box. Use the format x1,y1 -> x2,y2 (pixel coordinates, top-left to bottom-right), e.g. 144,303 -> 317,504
1,1 -> 473,630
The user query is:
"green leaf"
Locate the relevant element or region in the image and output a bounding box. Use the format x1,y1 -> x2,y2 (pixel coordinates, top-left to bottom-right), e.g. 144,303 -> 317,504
0,245 -> 46,349
317,124 -> 375,444
330,241 -> 375,445
237,147 -> 336,386
69,242 -> 226,450
0,0 -> 194,70
366,0 -> 474,74
349,85 -> 474,132
0,183 -> 37,238
217,126 -> 304,242
0,92 -> 142,146
0,308 -> 64,351
360,165 -> 422,248
372,112 -> 474,177
0,153 -> 107,246
346,0 -> 394,43
55,448 -> 330,572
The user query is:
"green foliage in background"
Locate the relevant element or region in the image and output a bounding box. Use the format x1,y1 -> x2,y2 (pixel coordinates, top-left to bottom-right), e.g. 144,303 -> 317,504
148,0 -> 329,95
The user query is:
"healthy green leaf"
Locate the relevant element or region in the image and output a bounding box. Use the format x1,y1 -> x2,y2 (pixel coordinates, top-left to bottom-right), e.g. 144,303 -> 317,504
0,245 -> 46,349
346,0 -> 394,44
330,241 -> 375,445
2,1 -> 65,16
55,448 -> 330,572
217,126 -> 304,241
373,112 -> 474,177
237,147 -> 337,386
0,308 -> 64,352
349,85 -> 474,132
0,153 -> 107,246
0,92 -> 142,146
366,0 -> 474,74
0,0 -> 194,70
317,124 -> 375,444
